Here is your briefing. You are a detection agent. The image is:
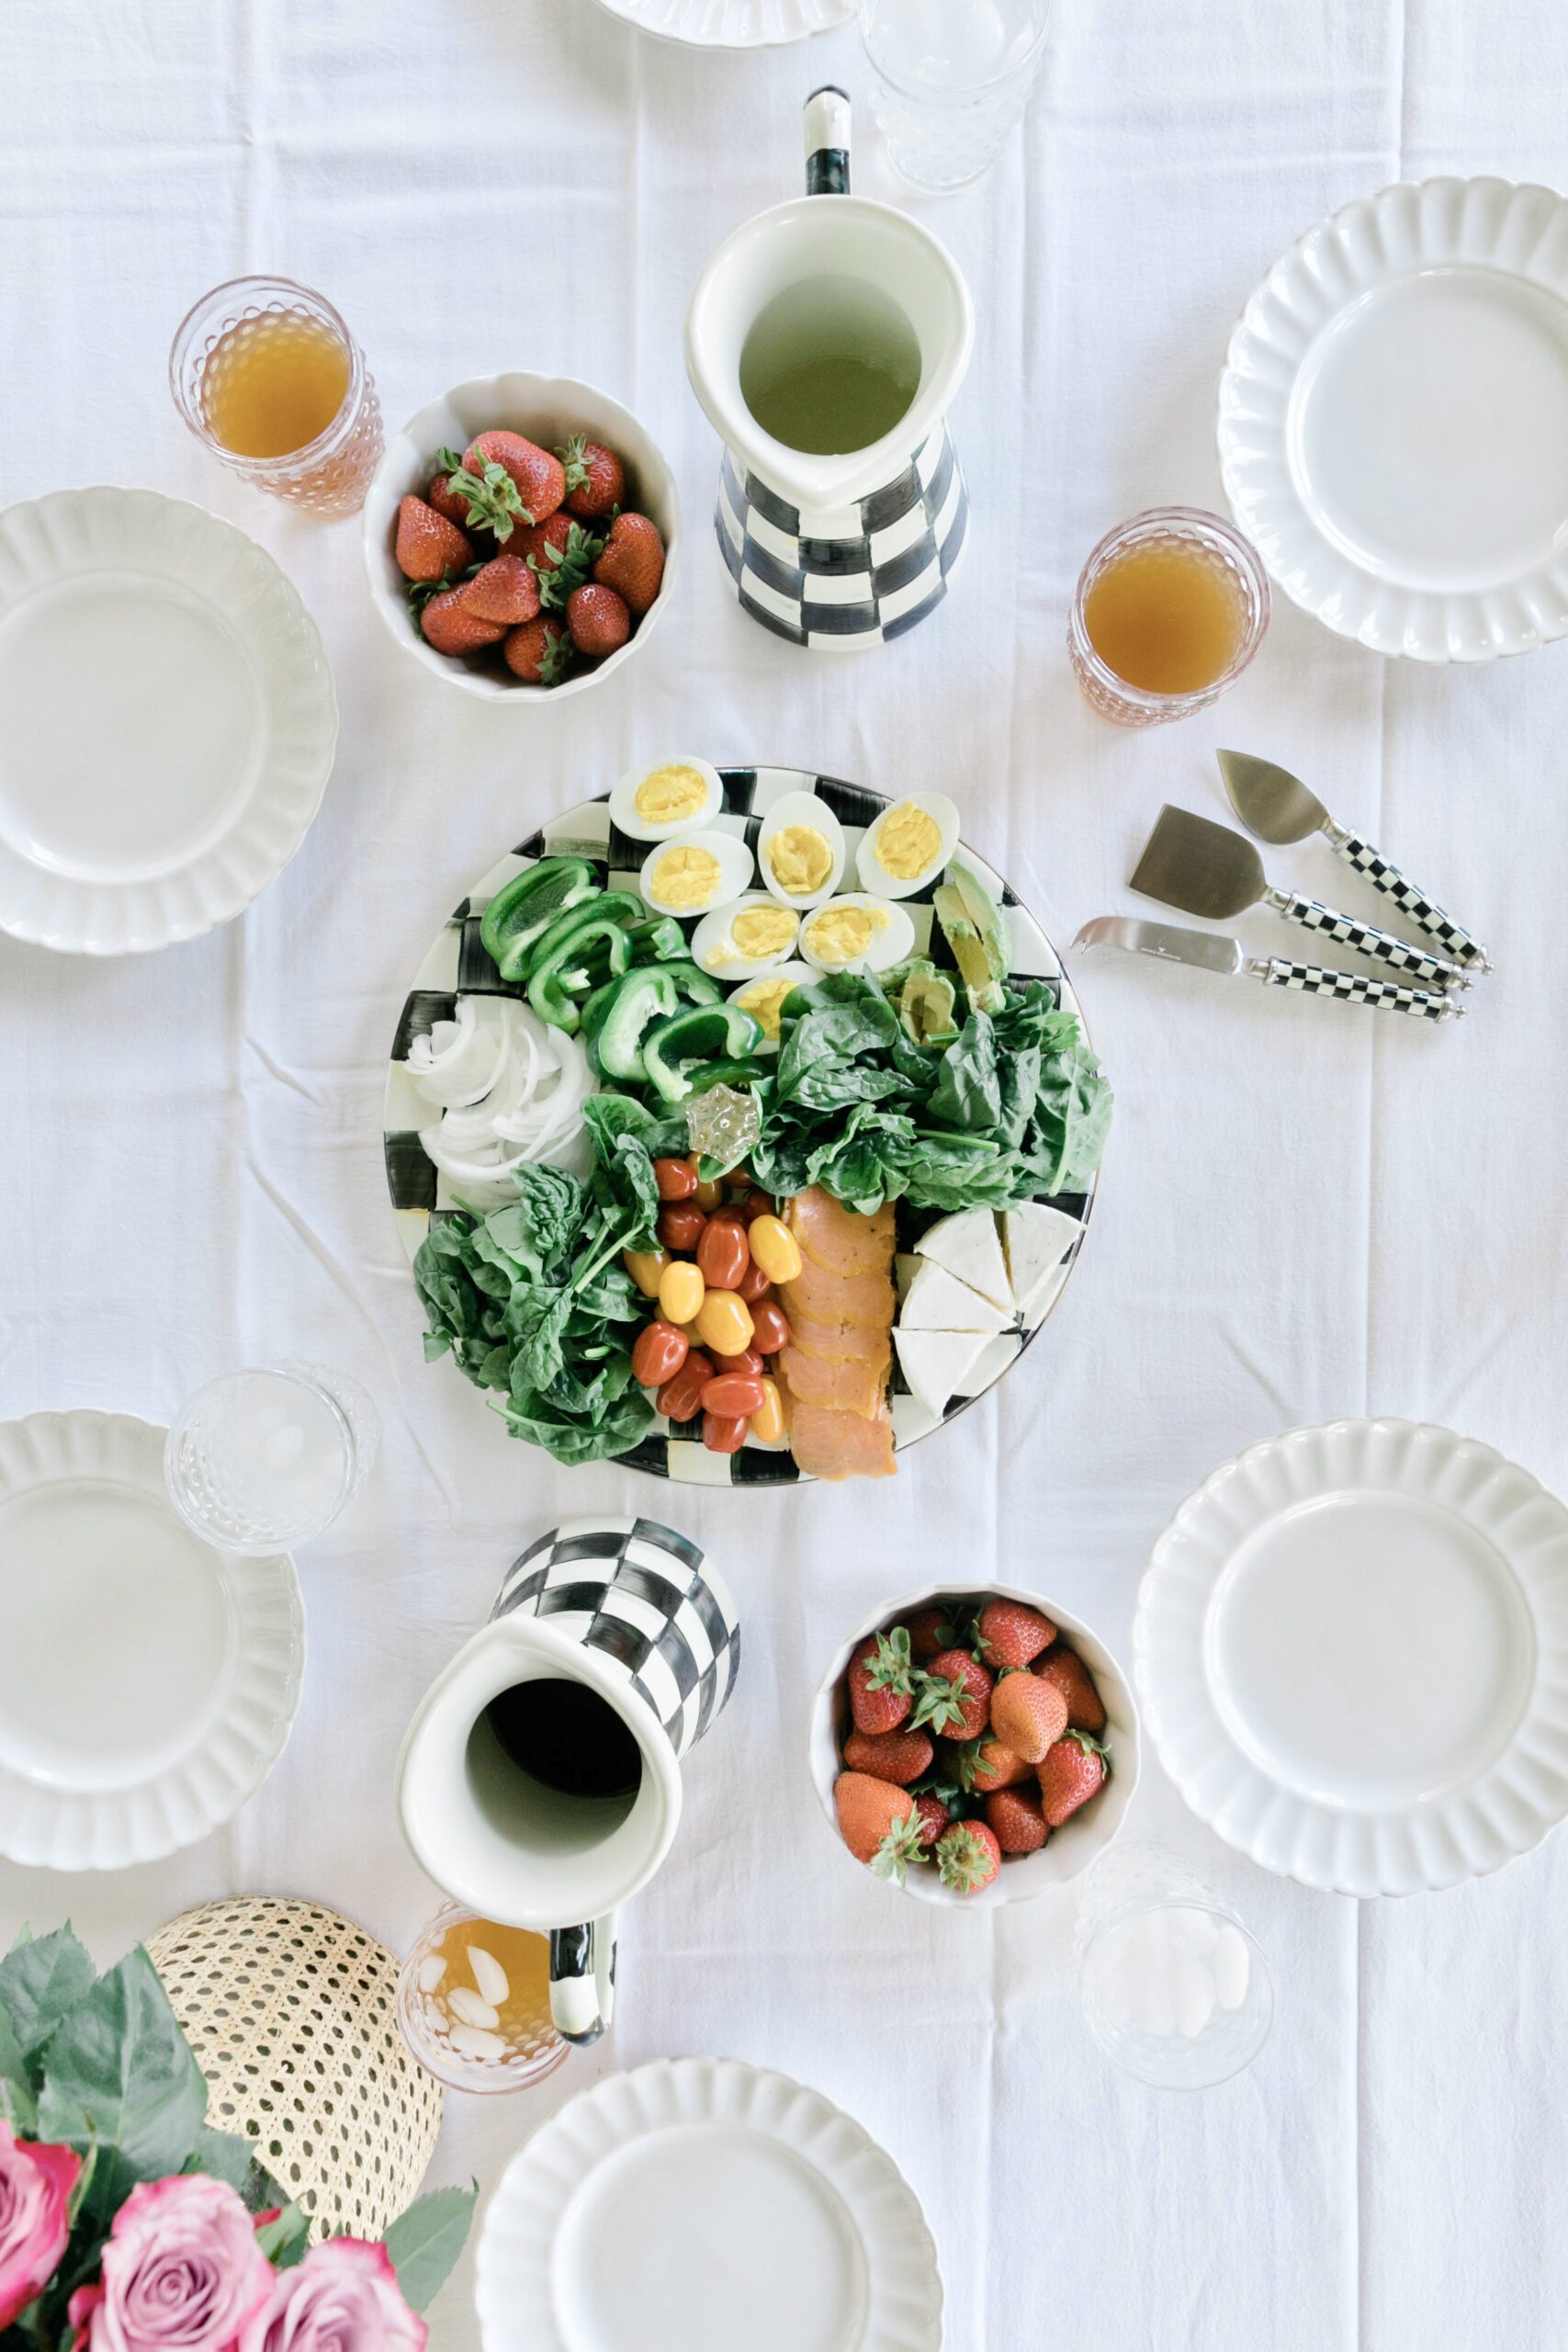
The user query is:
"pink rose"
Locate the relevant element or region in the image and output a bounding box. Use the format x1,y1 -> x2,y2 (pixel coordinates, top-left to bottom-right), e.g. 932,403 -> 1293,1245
72,2174 -> 276,2352
241,2239 -> 426,2352
0,2121 -> 80,2326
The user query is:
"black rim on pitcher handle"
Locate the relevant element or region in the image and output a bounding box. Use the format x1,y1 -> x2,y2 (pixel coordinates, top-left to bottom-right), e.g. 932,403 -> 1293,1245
805,85 -> 851,195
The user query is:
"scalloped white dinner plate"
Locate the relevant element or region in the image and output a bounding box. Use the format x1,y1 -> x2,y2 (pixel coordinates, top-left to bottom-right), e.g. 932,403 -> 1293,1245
1134,1419 -> 1568,1896
587,0 -> 852,46
0,487 -> 337,953
476,2057 -> 942,2352
0,1412 -> 305,1870
1219,177 -> 1568,661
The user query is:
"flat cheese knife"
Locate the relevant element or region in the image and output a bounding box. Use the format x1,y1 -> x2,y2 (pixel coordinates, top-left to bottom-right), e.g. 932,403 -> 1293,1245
1217,750 -> 1491,973
1072,916 -> 1464,1020
1130,805 -> 1469,991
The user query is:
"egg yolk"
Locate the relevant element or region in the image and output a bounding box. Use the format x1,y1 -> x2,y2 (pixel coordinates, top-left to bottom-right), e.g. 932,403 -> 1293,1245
768,824 -> 833,897
874,802 -> 942,880
806,902 -> 891,964
635,763 -> 709,828
650,844 -> 723,909
732,904 -> 797,957
735,975 -> 802,1039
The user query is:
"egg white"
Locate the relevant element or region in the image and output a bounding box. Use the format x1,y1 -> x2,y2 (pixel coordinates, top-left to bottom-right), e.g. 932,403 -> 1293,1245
855,791 -> 962,899
728,961 -> 818,1052
757,789 -> 846,910
799,893 -> 916,976
609,756 -> 723,842
638,828 -> 753,919
692,893 -> 801,979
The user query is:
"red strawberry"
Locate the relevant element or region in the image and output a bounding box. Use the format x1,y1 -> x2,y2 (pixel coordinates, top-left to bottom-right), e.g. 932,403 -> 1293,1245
975,1598 -> 1056,1669
912,1648 -> 992,1742
465,430 -> 564,523
1033,1644 -> 1107,1735
908,1605 -> 961,1660
935,1819 -> 1001,1895
989,1670 -> 1068,1765
593,511 -> 665,615
460,555 -> 540,627
567,582 -> 630,658
558,434 -> 626,521
395,494 -> 472,583
985,1785 -> 1048,1855
833,1772 -> 923,1883
842,1725 -> 934,1785
847,1627 -> 915,1736
419,588 -> 504,658
965,1737 -> 1032,1792
1038,1731 -> 1110,1827
502,616 -> 571,684
912,1791 -> 950,1845
513,511 -> 576,572
427,469 -> 477,533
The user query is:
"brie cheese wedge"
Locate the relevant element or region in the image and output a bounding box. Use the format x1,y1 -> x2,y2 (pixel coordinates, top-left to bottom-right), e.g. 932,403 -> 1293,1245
894,1326 -> 992,1418
914,1206 -> 1012,1313
1002,1202 -> 1081,1322
898,1259 -> 1010,1335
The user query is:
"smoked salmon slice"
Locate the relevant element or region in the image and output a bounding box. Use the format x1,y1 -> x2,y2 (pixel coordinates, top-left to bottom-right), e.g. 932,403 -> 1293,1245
774,1186 -> 898,1478
784,1396 -> 896,1481
785,1190 -> 897,1277
783,1311 -> 892,1370
777,1345 -> 887,1420
780,1248 -> 894,1330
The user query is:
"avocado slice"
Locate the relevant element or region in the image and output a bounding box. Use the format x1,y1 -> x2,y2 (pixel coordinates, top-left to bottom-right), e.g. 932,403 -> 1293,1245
933,860 -> 1010,1014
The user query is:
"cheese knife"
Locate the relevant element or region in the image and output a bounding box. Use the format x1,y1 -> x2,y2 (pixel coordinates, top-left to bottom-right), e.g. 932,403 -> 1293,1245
1072,916 -> 1464,1020
1218,750 -> 1491,972
1131,805 -> 1470,991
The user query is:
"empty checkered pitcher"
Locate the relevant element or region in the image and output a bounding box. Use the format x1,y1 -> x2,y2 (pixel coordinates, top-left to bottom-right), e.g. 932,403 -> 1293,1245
397,1516 -> 740,2046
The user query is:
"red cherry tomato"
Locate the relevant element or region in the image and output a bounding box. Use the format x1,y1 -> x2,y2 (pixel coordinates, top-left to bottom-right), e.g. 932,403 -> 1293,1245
737,1258 -> 773,1302
707,1347 -> 763,1378
748,1299 -> 790,1355
657,1351 -> 712,1424
631,1319 -> 689,1387
653,1157 -> 698,1202
696,1212 -> 750,1291
735,1188 -> 777,1225
701,1373 -> 766,1419
701,1410 -> 749,1455
657,1203 -> 706,1252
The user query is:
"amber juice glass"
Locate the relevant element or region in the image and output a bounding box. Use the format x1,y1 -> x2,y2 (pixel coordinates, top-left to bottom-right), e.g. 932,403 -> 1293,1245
1067,505 -> 1269,727
169,275 -> 383,518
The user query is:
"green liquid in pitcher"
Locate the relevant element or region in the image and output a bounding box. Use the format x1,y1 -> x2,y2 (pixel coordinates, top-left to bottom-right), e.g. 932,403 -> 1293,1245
739,277 -> 922,456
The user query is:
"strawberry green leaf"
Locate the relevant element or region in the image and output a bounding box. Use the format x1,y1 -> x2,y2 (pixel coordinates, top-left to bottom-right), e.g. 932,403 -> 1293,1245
860,1626 -> 914,1697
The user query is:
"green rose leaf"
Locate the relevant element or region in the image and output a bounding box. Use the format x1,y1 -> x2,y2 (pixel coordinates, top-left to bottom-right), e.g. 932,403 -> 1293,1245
254,2202 -> 310,2269
382,2183 -> 479,2313
0,1922 -> 96,2075
186,2124 -> 255,2191
37,1948 -> 208,2217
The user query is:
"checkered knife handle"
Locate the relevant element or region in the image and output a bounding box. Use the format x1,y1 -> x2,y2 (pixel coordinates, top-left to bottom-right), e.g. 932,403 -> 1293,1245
1274,890 -> 1468,991
1332,833 -> 1491,971
1259,959 -> 1462,1020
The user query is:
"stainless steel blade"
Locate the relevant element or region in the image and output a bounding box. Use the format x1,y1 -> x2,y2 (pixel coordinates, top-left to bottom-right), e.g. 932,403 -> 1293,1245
1129,805 -> 1268,922
1217,749 -> 1330,846
1072,916 -> 1247,978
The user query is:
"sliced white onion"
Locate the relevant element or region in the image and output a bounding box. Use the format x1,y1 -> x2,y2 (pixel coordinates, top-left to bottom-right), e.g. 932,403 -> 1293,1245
412,990 -> 594,1204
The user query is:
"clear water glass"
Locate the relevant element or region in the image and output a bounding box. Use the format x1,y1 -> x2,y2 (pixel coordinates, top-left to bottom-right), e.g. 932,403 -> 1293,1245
1067,505 -> 1270,727
164,1363 -> 378,1554
860,0 -> 1052,193
1075,1842 -> 1275,2090
397,1906 -> 569,2097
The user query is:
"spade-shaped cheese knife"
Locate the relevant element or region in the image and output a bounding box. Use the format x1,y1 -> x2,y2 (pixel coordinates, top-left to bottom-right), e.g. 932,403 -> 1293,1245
1131,805 -> 1470,992
1073,916 -> 1463,1021
1217,750 -> 1491,973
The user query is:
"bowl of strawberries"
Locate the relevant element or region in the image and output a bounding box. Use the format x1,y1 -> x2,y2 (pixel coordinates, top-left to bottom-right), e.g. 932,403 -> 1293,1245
363,370 -> 680,700
809,1583 -> 1140,1906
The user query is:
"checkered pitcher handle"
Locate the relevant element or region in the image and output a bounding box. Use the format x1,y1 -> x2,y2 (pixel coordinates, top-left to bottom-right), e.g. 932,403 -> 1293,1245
805,85 -> 852,195
1259,958 -> 1464,1021
1330,831 -> 1492,972
1269,888 -> 1468,991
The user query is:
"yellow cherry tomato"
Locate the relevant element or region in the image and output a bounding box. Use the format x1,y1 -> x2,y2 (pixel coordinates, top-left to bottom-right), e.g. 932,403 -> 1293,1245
694,1288 -> 754,1357
694,1177 -> 724,1211
624,1249 -> 669,1299
748,1215 -> 802,1285
750,1376 -> 784,1446
658,1261 -> 706,1327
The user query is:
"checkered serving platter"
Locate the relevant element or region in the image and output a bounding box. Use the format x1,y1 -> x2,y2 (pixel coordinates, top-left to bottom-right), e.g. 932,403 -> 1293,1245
384,765 -> 1099,1487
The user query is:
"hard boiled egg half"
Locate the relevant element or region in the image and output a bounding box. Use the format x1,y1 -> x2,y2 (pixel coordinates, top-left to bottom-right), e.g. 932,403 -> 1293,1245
639,830 -> 753,919
692,893 -> 800,979
757,790 -> 845,910
728,961 -> 816,1052
855,792 -> 961,899
799,893 -> 915,975
609,756 -> 723,842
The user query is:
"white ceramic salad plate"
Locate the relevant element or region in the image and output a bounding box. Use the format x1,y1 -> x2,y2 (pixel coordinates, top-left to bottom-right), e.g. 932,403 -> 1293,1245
0,1411 -> 305,1870
1219,176 -> 1568,662
0,487 -> 337,953
475,2056 -> 942,2352
1134,1419 -> 1568,1896
587,0 -> 853,48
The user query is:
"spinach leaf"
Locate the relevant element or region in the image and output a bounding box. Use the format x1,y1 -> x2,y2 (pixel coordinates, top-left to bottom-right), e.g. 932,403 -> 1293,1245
926,1012 -> 1001,1133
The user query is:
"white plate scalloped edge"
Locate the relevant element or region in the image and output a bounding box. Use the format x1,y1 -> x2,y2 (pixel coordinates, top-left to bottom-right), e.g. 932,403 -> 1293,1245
476,2055 -> 942,2352
588,0 -> 853,47
0,1411 -> 305,1870
1133,1417 -> 1568,1896
1217,176 -> 1568,662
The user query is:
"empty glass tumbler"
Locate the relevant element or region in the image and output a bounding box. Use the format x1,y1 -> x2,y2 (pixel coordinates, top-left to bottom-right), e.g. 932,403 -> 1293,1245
164,1363 -> 378,1554
860,0 -> 1052,192
1075,1842 -> 1275,2090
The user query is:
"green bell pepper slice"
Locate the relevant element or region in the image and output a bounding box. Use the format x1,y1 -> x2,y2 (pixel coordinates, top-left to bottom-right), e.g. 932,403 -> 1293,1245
590,961 -> 724,1082
643,1004 -> 765,1105
685,1057 -> 770,1095
527,907 -> 641,1034
480,858 -> 598,981
623,914 -> 689,965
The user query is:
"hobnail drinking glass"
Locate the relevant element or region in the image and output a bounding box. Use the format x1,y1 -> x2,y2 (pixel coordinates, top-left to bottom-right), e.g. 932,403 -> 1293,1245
860,0 -> 1052,193
1068,505 -> 1270,727
1075,1841 -> 1275,2090
397,1906 -> 569,2097
164,1362 -> 378,1555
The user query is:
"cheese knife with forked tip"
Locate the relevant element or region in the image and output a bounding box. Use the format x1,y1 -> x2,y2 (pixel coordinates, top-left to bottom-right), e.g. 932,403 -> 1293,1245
1072,917 -> 1463,1021
1217,751 -> 1490,972
1130,805 -> 1469,991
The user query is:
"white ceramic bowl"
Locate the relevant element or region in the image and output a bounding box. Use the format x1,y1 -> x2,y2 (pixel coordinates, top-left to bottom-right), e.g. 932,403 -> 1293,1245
362,372 -> 681,703
808,1580 -> 1140,1909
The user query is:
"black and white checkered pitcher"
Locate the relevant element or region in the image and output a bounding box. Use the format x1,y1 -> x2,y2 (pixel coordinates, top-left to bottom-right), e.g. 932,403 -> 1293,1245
396,1517 -> 740,2047
685,86 -> 973,652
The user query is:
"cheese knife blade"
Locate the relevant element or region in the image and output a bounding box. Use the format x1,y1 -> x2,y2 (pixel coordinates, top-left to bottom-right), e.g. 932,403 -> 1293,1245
1070,916 -> 1462,1021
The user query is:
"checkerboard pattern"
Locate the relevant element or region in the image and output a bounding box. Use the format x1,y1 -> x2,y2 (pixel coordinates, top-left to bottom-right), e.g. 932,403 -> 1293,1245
1337,832 -> 1490,970
491,1517 -> 741,1759
384,767 -> 1098,1485
1261,959 -> 1459,1020
716,424 -> 968,650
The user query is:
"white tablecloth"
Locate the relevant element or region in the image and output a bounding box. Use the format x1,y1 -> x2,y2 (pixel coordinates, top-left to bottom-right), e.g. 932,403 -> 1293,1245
4,1 -> 1566,2343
